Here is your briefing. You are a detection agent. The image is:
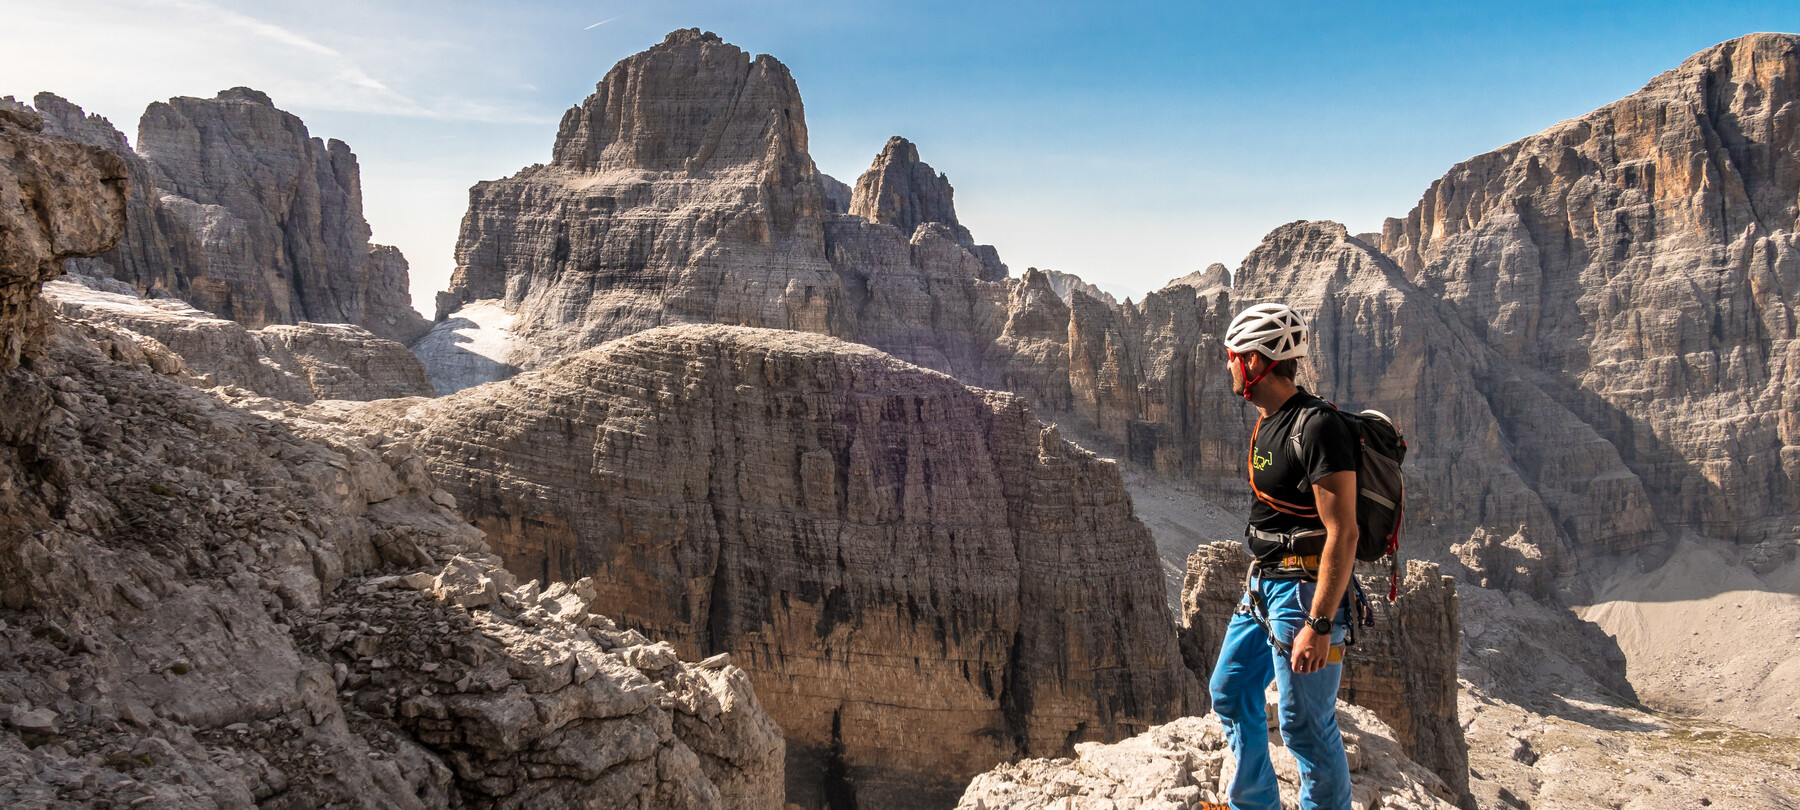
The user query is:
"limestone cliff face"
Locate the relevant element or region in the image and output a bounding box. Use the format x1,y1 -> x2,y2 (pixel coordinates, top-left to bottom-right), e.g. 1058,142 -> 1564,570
366,324 -> 1198,809
1232,221 -> 1664,574
1177,542 -> 1470,801
432,35 -> 1014,394
0,102 -> 127,368
1379,33 -> 1800,548
438,29 -> 843,368
27,91 -> 428,343
1016,273 -> 1250,499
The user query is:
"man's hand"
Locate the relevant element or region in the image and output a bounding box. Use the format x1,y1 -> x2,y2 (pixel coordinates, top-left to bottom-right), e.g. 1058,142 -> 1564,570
1290,624 -> 1331,674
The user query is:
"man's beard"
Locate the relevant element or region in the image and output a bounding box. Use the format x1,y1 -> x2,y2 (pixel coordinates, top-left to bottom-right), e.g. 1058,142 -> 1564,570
1230,358 -> 1246,396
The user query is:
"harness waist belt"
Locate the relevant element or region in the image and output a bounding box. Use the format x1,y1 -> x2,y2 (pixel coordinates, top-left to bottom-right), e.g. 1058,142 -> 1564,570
1246,526 -> 1327,546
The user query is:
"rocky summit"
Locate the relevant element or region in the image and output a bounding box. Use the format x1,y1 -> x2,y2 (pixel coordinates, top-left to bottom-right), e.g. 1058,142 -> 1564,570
19,90 -> 429,343
427,29 -> 841,382
424,30 -> 1017,395
360,323 -> 1200,808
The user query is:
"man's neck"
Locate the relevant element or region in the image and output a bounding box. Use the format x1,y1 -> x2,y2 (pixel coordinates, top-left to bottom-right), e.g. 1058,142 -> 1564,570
1249,378 -> 1301,418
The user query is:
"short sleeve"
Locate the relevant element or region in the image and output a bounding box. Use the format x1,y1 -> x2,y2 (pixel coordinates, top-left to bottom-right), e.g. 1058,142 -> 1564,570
1300,407 -> 1359,489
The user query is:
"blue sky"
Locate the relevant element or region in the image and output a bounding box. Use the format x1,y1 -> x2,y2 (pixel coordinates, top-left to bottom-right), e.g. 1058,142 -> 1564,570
5,1 -> 1799,310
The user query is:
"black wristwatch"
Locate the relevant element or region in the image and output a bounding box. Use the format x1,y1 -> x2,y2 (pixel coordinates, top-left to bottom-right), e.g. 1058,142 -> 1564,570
1304,615 -> 1333,634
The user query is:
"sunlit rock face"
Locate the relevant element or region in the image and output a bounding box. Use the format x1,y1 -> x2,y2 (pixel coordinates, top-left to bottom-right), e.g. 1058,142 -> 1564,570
371,324 -> 1198,809
45,276 -> 434,404
1379,33 -> 1800,549
434,31 -> 1014,395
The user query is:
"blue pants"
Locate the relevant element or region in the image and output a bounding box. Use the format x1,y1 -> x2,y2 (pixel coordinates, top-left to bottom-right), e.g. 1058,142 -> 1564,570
1209,577 -> 1352,810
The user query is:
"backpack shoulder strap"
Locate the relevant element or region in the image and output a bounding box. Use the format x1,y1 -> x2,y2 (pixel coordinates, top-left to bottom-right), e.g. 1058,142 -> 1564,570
1288,398 -> 1341,460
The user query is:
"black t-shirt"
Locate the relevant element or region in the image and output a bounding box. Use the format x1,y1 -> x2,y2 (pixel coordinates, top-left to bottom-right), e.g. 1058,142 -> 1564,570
1246,388 -> 1360,547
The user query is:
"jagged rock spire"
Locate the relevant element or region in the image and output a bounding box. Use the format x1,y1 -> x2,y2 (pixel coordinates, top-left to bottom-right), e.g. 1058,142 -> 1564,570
849,135 -> 974,245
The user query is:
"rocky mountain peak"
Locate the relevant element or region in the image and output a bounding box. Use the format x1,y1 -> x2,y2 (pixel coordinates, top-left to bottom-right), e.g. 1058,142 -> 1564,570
1238,221 -> 1364,284
214,86 -> 275,106
113,90 -> 431,341
550,29 -> 810,175
849,135 -> 974,245
1374,31 -> 1800,550
663,27 -> 724,46
29,92 -> 131,151
1162,262 -> 1231,295
1037,268 -> 1119,309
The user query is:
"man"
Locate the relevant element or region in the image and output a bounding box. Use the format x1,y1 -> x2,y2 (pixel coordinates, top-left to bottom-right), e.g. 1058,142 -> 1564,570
1211,302 -> 1357,810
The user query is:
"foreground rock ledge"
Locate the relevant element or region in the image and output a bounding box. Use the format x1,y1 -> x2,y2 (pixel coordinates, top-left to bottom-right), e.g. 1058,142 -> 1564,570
956,706 -> 1458,810
354,323 -> 1199,809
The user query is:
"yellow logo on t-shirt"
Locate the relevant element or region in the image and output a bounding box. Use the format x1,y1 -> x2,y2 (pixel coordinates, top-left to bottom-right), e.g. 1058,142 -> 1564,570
1252,447 -> 1274,471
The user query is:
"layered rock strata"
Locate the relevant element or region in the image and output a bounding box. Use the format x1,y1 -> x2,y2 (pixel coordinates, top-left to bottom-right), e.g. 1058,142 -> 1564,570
22,91 -> 428,342
1378,33 -> 1800,548
436,29 -> 843,370
1230,221 -> 1662,575
361,324 -> 1198,808
955,708 -> 1459,810
846,135 -> 1006,281
427,30 -> 1800,578
430,31 -> 1014,392
45,275 -> 433,403
1177,542 -> 1470,800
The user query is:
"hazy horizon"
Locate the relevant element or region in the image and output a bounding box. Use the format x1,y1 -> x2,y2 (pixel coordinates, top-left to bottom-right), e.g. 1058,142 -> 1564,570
5,0 -> 1798,313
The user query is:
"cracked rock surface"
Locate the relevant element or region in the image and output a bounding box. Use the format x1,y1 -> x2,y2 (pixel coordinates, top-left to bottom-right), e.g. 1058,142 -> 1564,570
352,323 -> 1199,809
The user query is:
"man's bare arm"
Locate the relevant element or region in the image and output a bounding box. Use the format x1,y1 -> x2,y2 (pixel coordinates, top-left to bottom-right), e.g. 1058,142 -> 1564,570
1290,469 -> 1358,673
1310,469 -> 1359,618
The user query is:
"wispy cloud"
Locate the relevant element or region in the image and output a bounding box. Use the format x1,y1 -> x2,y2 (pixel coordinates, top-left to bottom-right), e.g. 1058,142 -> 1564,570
0,0 -> 559,124
149,0 -> 435,114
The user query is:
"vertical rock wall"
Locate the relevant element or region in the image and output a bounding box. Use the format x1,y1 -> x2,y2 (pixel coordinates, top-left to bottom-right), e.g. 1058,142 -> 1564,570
1379,33 -> 1800,548
368,324 -> 1198,808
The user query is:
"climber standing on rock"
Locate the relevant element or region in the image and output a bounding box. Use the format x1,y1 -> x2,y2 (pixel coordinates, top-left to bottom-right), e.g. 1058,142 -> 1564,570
1212,302 -> 1357,810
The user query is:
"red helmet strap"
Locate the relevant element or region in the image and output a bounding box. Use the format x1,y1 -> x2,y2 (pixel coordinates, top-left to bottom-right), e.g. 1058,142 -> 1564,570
1235,352 -> 1274,401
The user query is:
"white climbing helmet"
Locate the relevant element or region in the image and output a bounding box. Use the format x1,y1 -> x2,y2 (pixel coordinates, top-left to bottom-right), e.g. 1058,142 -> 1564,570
1223,302 -> 1308,361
